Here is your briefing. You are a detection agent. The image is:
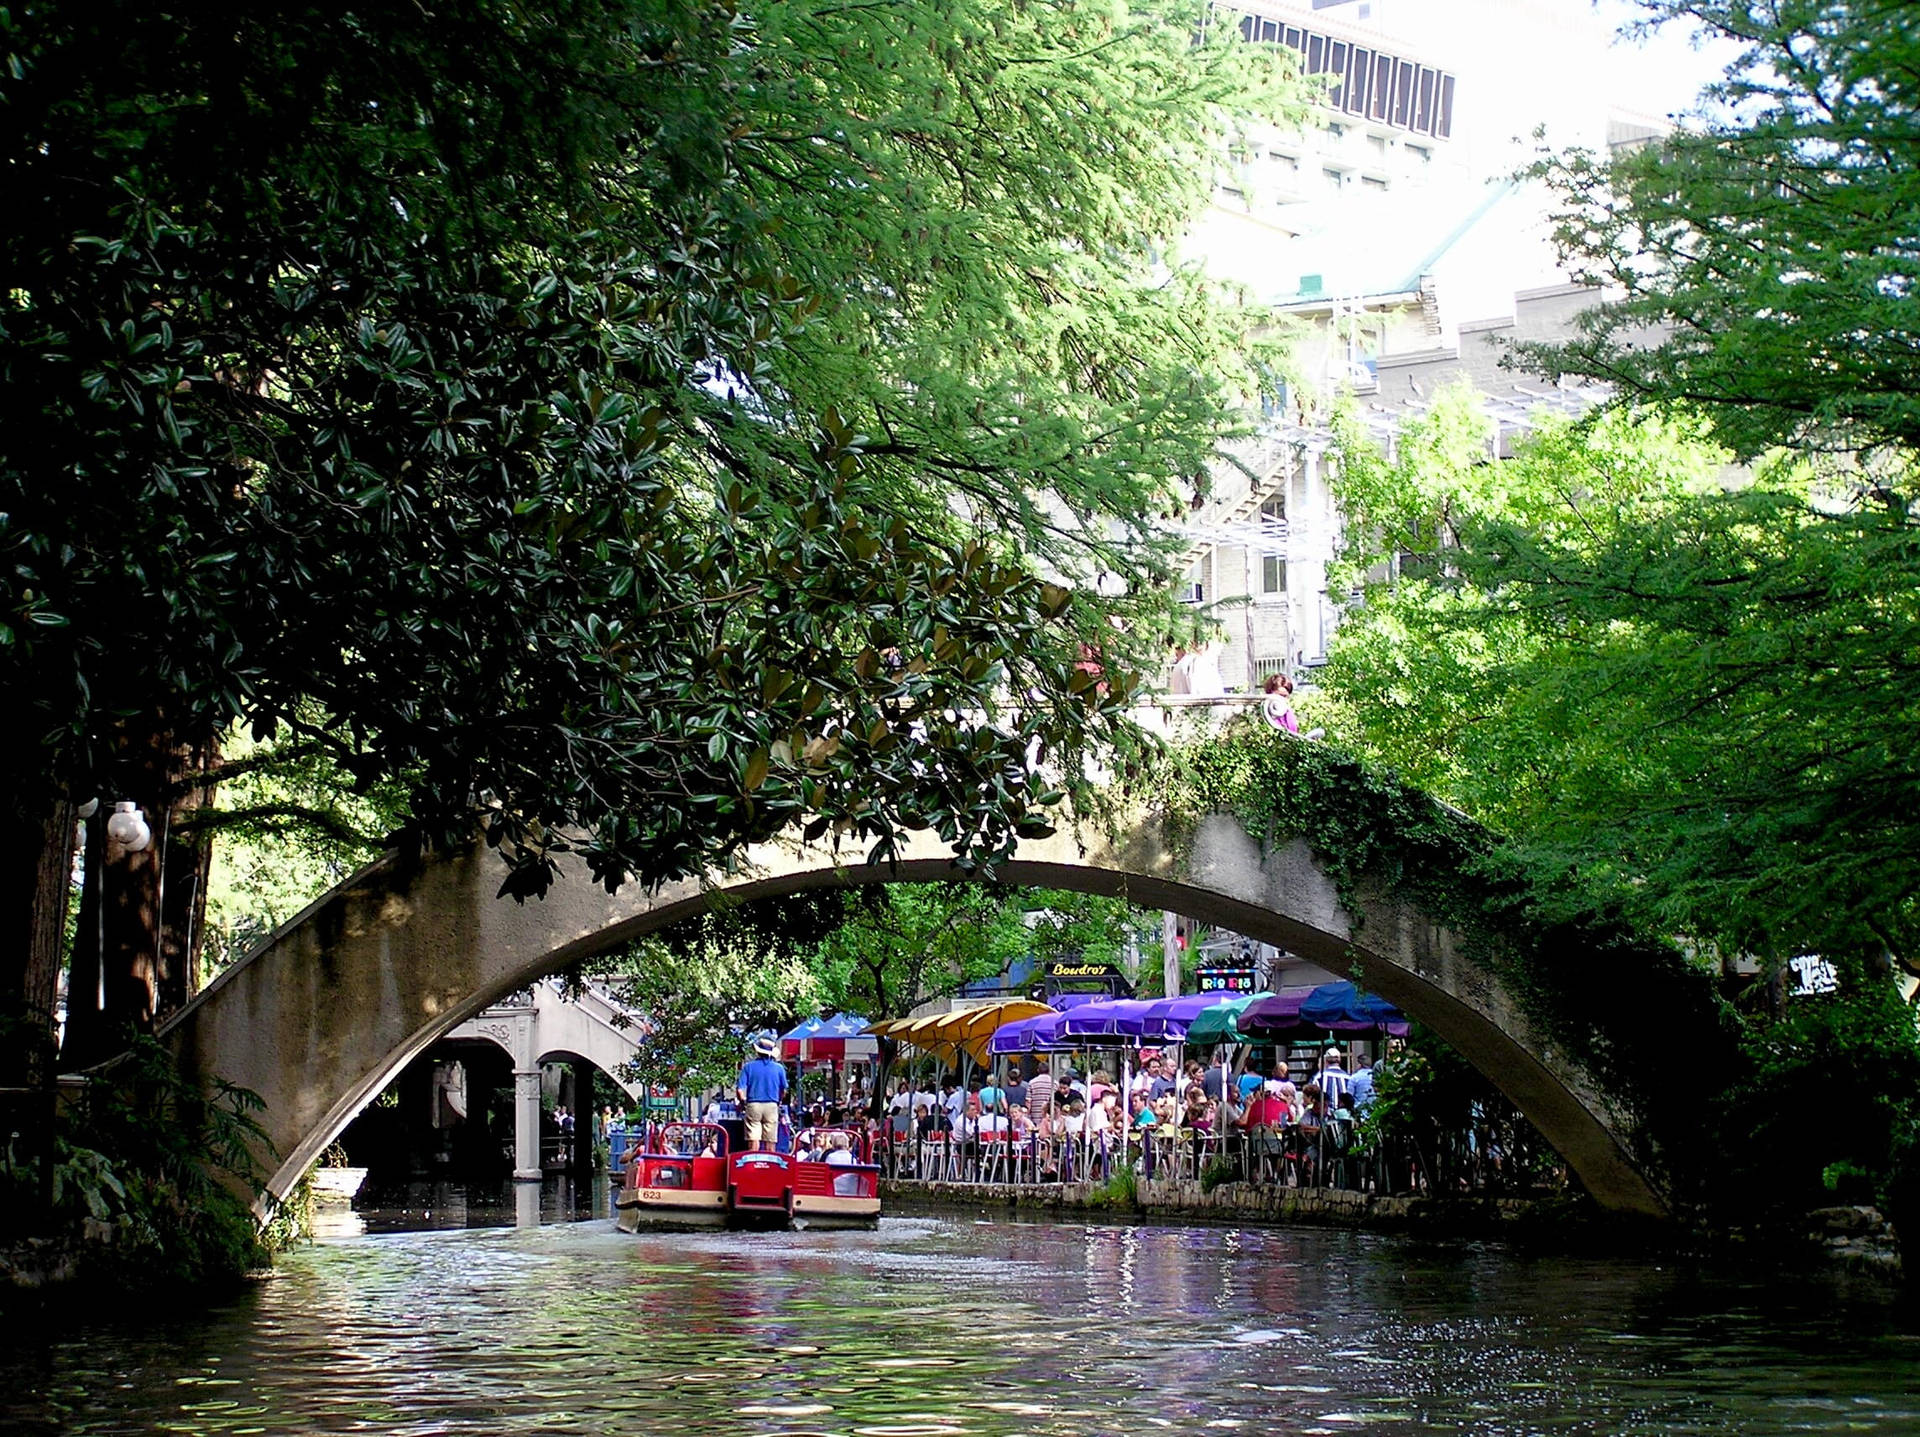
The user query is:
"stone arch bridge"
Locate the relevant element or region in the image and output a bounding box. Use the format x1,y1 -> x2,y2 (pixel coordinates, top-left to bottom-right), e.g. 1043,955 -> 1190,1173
161,789 -> 1672,1219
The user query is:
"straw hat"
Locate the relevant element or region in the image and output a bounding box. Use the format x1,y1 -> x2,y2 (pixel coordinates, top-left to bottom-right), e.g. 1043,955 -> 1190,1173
753,1035 -> 779,1058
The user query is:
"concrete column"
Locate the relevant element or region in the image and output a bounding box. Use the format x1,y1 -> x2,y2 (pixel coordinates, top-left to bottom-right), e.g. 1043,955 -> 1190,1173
1162,909 -> 1181,999
514,1180 -> 541,1227
512,1067 -> 542,1180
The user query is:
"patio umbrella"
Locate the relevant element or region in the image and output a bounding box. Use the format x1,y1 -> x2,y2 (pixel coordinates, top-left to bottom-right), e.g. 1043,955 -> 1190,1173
989,1011 -> 1072,1054
1299,981 -> 1408,1034
1141,992 -> 1237,1042
1237,989 -> 1312,1037
779,1014 -> 826,1059
1057,998 -> 1158,1041
804,1012 -> 878,1062
1181,991 -> 1266,1045
865,1001 -> 1053,1069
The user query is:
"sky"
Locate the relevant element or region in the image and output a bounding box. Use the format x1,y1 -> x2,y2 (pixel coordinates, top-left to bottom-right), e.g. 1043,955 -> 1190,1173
1588,0 -> 1750,117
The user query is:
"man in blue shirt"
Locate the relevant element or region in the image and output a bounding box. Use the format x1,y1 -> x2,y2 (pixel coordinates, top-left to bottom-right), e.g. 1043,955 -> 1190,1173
1349,1055 -> 1376,1112
736,1036 -> 789,1151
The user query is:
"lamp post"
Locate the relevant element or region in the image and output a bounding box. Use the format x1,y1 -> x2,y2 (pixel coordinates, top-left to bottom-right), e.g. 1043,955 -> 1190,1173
104,801 -> 151,852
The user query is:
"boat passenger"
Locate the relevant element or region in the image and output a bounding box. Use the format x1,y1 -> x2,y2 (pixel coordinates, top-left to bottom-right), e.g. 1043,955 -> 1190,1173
824,1131 -> 862,1196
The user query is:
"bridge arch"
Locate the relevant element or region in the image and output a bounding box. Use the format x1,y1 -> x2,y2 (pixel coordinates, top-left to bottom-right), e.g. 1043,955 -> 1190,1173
161,804 -> 1672,1218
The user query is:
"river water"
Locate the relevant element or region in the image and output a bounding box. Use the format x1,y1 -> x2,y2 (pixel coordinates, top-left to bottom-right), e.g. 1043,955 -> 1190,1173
5,1182 -> 1917,1436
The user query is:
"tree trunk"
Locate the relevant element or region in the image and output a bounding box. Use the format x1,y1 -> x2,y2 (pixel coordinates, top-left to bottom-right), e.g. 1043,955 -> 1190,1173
0,791 -> 77,1087
156,733 -> 218,1022
61,724 -> 174,1068
60,721 -> 220,1066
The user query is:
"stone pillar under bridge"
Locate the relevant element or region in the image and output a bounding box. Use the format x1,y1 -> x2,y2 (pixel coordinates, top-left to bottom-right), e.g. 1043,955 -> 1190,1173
512,1067 -> 542,1181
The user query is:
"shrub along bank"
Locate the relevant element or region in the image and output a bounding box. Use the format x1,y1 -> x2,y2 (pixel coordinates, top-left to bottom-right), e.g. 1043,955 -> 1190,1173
0,1036 -> 281,1310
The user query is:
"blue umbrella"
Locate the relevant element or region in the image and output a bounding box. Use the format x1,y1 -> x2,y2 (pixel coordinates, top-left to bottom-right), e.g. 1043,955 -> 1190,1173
1298,981 -> 1406,1033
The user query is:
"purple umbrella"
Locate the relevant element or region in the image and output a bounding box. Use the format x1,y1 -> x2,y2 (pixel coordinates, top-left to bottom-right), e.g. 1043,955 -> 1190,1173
1237,989 -> 1312,1036
989,1011 -> 1072,1054
1057,998 -> 1159,1042
1049,991 -> 1108,1011
1140,992 -> 1234,1042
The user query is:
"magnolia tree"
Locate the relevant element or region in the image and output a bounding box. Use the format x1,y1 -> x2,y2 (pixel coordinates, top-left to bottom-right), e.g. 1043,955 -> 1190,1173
0,1 -> 1296,1070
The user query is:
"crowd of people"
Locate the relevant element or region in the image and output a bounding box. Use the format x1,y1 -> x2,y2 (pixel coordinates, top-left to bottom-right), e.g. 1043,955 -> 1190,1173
866,1043 -> 1390,1189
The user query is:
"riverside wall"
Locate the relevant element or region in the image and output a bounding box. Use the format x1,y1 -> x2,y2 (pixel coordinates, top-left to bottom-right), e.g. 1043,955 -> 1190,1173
882,1180 -> 1906,1279
882,1177 -> 1557,1238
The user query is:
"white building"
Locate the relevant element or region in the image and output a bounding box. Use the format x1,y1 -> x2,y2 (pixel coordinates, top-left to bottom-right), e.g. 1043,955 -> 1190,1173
1174,0 -> 1667,687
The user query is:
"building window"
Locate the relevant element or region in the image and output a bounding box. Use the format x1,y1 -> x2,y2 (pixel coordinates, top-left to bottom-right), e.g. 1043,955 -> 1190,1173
1259,500 -> 1287,596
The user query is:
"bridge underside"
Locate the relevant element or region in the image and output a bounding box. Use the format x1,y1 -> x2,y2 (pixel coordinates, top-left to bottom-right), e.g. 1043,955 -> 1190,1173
160,813 -> 1668,1217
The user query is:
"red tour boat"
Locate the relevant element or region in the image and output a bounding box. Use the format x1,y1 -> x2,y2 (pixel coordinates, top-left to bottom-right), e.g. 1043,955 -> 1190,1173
615,1120 -> 881,1231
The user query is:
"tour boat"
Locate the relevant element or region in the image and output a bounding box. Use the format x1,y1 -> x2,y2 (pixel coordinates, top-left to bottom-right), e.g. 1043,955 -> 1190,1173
615,1120 -> 880,1232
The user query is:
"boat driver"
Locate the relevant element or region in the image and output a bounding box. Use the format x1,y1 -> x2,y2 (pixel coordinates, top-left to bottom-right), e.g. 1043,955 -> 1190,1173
736,1036 -> 789,1152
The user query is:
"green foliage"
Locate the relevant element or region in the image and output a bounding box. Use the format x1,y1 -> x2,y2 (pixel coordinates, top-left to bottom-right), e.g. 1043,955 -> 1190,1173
0,0 -> 1297,912
1521,0 -> 1920,468
200,721 -> 407,975
0,1038 -> 275,1299
1355,1046 -> 1434,1154
1090,1162 -> 1141,1207
1155,725 -> 1741,1208
1321,394 -> 1920,970
595,899 -> 837,1095
1709,968 -> 1920,1219
1197,1154 -> 1237,1194
809,884 -> 1145,1022
743,0 -> 1301,587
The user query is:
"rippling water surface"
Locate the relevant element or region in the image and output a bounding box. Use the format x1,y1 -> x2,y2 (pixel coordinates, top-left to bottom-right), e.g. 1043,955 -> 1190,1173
5,1184 -> 1917,1436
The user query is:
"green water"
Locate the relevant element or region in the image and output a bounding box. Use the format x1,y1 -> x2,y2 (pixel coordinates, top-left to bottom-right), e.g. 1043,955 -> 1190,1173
5,1186 -> 1916,1435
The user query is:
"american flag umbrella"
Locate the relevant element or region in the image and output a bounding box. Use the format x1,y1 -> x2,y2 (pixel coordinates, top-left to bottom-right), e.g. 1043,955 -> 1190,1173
802,1012 -> 878,1062
779,1014 -> 826,1060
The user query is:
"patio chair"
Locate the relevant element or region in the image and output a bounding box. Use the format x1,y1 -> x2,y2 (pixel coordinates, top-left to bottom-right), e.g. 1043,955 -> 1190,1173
917,1132 -> 957,1181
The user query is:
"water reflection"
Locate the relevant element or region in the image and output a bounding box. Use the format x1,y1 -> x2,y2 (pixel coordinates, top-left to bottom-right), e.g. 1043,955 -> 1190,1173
2,1189 -> 1916,1436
